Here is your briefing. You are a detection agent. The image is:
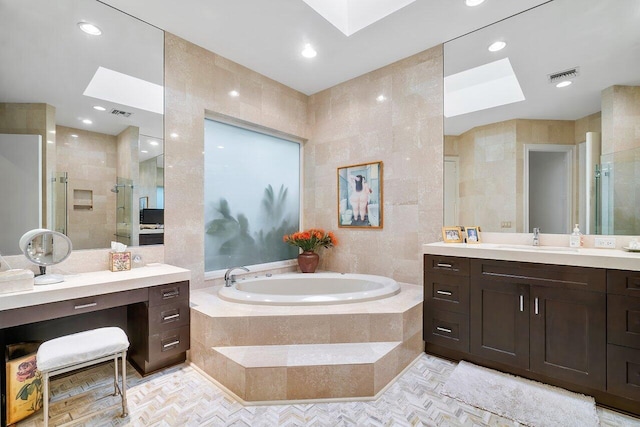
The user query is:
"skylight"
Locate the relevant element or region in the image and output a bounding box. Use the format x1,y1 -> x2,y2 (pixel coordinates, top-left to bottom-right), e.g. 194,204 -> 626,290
444,58 -> 525,118
83,66 -> 164,115
302,0 -> 416,36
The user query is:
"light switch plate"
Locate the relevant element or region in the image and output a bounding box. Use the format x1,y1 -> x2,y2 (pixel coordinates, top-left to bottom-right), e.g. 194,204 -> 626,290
594,237 -> 616,249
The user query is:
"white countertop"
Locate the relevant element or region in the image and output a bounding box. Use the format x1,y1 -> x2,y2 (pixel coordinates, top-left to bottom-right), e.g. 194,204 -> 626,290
423,242 -> 640,271
139,229 -> 164,234
0,263 -> 191,311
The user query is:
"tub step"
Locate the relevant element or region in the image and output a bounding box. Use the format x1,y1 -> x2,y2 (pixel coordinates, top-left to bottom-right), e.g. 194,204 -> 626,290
210,341 -> 406,401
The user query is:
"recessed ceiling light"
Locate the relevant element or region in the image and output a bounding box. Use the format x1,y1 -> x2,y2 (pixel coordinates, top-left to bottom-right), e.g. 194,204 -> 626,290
78,21 -> 102,36
301,44 -> 317,58
170,132 -> 179,138
488,41 -> 506,52
217,145 -> 224,149
71,134 -> 78,138
141,150 -> 148,153
556,80 -> 572,88
93,105 -> 106,111
47,140 -> 54,144
149,140 -> 159,146
465,0 -> 485,6
229,90 -> 240,97
82,119 -> 92,124
49,130 -> 56,134
376,95 -> 386,102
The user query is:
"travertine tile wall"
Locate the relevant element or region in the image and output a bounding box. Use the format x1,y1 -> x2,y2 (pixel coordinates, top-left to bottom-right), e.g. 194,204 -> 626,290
56,125 -> 117,250
164,33 -> 309,290
164,34 -> 443,288
306,46 -> 444,285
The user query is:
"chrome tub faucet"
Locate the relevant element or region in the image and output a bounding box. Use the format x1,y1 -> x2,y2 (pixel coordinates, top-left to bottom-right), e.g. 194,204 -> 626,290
533,228 -> 540,246
224,266 -> 249,287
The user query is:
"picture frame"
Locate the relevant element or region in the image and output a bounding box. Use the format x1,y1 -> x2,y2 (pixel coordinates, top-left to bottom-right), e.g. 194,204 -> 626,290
465,226 -> 481,243
465,225 -> 481,244
442,226 -> 464,243
337,161 -> 383,228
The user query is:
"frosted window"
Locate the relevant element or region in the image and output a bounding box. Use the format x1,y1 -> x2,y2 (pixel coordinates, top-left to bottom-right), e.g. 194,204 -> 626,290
204,119 -> 300,271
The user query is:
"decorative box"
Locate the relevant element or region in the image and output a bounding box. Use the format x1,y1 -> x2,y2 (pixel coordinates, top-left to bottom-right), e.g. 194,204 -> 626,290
109,252 -> 131,272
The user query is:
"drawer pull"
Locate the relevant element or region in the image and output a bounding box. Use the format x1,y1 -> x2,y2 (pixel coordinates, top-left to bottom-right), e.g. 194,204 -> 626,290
436,290 -> 453,296
162,313 -> 180,321
436,326 -> 452,334
74,302 -> 97,310
162,289 -> 180,299
437,263 -> 453,269
519,295 -> 524,312
534,297 -> 539,315
162,340 -> 180,349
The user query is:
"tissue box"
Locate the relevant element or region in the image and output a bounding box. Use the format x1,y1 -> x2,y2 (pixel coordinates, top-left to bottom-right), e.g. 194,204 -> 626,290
0,269 -> 35,294
109,252 -> 131,272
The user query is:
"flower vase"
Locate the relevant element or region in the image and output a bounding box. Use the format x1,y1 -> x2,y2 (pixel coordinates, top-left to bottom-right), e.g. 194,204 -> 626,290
297,251 -> 319,273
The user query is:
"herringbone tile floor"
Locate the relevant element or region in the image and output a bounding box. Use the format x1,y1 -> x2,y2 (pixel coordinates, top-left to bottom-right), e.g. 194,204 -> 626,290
16,354 -> 640,426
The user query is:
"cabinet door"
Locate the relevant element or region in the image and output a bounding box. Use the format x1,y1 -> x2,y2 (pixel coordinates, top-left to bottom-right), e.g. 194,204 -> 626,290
530,286 -> 606,389
470,280 -> 529,368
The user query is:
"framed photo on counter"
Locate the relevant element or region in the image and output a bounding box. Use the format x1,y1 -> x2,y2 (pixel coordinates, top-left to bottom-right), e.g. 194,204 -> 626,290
465,226 -> 481,243
442,226 -> 463,243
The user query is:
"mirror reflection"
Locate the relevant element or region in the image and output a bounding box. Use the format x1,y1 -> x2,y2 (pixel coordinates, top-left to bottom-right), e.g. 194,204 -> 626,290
0,0 -> 164,255
19,229 -> 73,285
443,0 -> 640,235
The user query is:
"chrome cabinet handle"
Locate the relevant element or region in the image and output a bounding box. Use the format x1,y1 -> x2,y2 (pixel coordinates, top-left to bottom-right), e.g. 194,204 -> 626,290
162,313 -> 180,321
436,326 -> 452,334
162,340 -> 180,349
162,289 -> 179,299
437,263 -> 453,268
436,290 -> 452,296
534,297 -> 539,315
74,302 -> 97,310
519,295 -> 524,312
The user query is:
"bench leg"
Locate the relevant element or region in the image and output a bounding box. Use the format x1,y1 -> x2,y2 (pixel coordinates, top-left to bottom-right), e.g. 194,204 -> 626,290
42,371 -> 50,427
121,351 -> 128,417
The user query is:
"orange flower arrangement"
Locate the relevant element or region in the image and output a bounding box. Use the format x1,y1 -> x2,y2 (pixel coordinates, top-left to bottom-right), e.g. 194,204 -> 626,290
283,228 -> 338,252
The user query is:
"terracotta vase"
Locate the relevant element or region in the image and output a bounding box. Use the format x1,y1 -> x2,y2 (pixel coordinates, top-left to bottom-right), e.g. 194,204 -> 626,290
297,250 -> 319,273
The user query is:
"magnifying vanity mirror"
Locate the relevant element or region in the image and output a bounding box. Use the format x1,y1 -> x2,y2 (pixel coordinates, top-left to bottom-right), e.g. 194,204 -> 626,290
19,229 -> 73,285
0,0 -> 165,256
443,0 -> 640,235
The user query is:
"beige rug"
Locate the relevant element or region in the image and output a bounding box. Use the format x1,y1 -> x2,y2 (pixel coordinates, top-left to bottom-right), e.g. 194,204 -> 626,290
441,361 -> 600,427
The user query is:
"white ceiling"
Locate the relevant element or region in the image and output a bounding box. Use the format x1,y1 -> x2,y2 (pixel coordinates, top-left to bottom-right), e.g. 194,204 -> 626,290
99,0 -> 550,95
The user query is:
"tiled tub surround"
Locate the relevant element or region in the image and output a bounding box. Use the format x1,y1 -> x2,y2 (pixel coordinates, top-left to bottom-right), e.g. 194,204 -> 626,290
189,281 -> 423,402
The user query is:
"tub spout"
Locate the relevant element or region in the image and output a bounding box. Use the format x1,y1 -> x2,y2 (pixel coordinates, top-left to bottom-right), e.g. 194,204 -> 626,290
224,266 -> 249,287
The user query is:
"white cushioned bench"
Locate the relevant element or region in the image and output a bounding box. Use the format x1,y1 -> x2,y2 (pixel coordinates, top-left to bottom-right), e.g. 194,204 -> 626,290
36,327 -> 129,427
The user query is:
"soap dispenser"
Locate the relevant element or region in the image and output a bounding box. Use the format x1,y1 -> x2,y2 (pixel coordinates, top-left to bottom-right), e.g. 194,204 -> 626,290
570,224 -> 583,248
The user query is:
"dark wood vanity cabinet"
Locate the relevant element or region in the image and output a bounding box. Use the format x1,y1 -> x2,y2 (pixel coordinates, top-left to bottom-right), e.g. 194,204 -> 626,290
469,259 -> 606,389
606,270 -> 640,401
422,254 -> 640,412
128,280 -> 190,375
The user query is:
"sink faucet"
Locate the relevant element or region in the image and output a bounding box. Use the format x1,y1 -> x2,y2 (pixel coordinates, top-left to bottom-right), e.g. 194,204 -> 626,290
224,266 -> 249,287
533,228 -> 540,246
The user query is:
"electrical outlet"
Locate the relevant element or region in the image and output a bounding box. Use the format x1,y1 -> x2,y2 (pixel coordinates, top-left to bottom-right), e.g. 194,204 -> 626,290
594,237 -> 616,249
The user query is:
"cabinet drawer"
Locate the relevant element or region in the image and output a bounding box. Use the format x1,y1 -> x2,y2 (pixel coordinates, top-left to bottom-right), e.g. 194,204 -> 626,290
424,274 -> 469,314
149,281 -> 189,306
149,325 -> 190,361
608,294 -> 640,349
607,344 -> 640,401
424,255 -> 469,277
608,270 -> 640,296
148,300 -> 190,334
424,306 -> 469,352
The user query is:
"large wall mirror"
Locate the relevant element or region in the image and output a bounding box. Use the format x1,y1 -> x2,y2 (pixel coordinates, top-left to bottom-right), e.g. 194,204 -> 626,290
0,0 -> 164,255
443,0 -> 640,235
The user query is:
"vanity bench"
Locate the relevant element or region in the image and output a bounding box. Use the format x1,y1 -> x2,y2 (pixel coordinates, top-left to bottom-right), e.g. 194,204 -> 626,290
0,264 -> 190,427
423,243 -> 640,417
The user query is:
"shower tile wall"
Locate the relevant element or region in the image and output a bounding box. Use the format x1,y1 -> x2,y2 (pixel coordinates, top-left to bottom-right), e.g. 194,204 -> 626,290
56,125 -> 117,249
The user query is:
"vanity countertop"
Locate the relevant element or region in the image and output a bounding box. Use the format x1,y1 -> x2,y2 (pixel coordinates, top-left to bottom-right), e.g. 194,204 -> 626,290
423,242 -> 640,271
0,263 -> 190,311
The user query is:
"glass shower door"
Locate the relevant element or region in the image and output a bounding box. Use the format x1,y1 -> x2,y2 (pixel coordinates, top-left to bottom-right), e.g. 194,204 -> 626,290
115,177 -> 133,245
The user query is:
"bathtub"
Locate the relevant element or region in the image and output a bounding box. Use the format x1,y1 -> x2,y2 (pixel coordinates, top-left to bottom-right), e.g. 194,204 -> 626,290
218,272 -> 400,305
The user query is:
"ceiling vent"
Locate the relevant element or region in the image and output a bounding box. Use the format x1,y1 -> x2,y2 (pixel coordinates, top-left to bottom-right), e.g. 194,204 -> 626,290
548,67 -> 579,84
110,108 -> 132,118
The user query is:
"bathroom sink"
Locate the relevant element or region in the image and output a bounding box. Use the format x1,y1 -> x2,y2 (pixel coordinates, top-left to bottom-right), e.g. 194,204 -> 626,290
496,244 -> 579,253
